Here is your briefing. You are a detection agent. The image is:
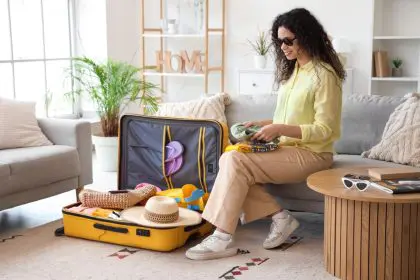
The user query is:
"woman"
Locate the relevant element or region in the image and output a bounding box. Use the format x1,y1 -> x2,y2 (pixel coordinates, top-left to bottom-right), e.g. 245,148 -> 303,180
186,7 -> 346,260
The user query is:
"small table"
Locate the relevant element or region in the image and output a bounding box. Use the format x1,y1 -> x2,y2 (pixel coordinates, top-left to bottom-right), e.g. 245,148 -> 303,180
307,167 -> 420,280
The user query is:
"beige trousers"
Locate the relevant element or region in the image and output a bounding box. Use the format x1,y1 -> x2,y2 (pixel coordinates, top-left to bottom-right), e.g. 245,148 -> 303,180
202,146 -> 333,234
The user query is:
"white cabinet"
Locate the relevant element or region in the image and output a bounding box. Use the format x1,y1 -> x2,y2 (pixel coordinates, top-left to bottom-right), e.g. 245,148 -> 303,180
238,68 -> 353,96
238,69 -> 276,95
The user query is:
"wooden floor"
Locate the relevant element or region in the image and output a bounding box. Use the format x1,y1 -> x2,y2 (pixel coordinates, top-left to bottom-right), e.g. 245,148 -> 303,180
0,154 -> 117,236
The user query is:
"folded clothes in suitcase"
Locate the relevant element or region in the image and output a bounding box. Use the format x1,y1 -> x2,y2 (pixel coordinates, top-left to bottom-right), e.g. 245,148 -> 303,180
57,114 -> 229,252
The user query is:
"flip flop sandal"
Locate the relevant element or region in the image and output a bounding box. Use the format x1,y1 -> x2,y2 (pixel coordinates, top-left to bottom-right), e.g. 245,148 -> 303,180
165,155 -> 183,176
165,146 -> 177,162
165,141 -> 184,162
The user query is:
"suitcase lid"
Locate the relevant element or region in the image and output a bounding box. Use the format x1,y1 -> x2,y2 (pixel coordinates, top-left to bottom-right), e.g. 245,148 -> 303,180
117,114 -> 228,192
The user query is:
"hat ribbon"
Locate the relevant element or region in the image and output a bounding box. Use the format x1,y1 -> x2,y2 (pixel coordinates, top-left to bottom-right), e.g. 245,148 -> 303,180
144,209 -> 179,224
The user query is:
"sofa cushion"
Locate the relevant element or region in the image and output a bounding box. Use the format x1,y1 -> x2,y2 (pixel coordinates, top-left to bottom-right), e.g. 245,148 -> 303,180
155,92 -> 231,126
0,97 -> 53,150
0,163 -> 11,192
225,94 -> 277,127
225,93 -> 406,156
334,94 -> 403,155
0,145 -> 80,196
333,154 -> 407,169
266,181 -> 324,201
0,163 -> 10,177
225,94 -> 278,142
361,93 -> 420,167
265,154 -> 404,203
226,94 -> 404,156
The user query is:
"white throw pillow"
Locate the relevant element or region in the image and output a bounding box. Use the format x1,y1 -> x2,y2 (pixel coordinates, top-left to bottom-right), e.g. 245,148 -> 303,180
154,92 -> 231,126
362,92 -> 420,167
0,98 -> 53,149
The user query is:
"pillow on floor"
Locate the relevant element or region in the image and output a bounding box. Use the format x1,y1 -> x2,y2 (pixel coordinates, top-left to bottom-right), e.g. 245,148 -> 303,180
0,98 -> 52,149
361,92 -> 420,167
154,92 -> 231,126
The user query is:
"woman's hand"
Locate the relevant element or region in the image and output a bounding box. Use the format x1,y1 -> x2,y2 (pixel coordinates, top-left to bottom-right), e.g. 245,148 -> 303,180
242,121 -> 260,128
243,120 -> 272,128
251,124 -> 283,142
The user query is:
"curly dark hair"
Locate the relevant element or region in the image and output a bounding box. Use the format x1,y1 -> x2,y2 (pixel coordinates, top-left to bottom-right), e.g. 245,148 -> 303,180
271,8 -> 346,89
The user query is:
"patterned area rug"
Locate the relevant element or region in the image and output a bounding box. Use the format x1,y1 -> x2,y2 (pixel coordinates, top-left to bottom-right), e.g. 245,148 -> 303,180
0,212 -> 336,280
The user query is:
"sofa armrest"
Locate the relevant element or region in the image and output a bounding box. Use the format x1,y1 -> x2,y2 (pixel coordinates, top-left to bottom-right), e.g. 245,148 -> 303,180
37,118 -> 93,187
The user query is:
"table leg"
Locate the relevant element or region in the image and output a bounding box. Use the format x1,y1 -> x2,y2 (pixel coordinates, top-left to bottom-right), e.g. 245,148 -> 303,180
324,196 -> 420,280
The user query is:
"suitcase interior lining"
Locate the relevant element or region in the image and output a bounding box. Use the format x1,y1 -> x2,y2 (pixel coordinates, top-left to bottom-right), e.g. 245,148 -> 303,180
119,115 -> 222,192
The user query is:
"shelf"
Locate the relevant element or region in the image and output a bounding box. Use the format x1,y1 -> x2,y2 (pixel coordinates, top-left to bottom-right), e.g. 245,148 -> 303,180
143,72 -> 205,77
141,1 -> 226,93
371,77 -> 419,82
373,36 -> 420,40
143,33 -> 203,38
142,30 -> 223,38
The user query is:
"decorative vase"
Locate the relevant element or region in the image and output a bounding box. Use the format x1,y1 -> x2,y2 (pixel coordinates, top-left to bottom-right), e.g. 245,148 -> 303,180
167,19 -> 178,34
254,55 -> 267,69
392,67 -> 402,77
194,0 -> 204,34
92,135 -> 118,172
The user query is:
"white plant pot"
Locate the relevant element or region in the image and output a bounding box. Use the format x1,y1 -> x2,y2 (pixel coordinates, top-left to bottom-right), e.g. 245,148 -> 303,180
254,55 -> 267,69
92,135 -> 118,172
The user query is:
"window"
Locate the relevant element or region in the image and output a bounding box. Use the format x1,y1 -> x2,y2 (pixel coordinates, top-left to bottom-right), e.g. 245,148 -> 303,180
0,0 -> 75,117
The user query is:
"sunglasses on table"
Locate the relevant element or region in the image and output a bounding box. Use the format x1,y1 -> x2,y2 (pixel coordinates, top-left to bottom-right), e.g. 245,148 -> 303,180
276,37 -> 297,46
341,173 -> 372,192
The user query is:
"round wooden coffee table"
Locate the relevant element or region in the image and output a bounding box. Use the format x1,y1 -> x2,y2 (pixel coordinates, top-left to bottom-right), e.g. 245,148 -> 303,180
307,167 -> 420,280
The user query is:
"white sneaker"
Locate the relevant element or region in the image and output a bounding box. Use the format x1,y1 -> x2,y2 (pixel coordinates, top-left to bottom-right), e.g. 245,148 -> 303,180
263,211 -> 300,249
185,234 -> 237,260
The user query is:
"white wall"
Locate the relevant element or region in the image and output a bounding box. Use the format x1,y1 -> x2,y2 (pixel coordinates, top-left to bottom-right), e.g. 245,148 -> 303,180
105,0 -> 141,66
105,0 -> 157,113
226,0 -> 373,96
74,0 -> 107,60
105,0 -> 375,102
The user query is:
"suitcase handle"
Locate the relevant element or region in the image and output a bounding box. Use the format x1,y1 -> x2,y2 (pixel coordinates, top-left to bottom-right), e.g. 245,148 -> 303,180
93,223 -> 128,234
109,190 -> 128,194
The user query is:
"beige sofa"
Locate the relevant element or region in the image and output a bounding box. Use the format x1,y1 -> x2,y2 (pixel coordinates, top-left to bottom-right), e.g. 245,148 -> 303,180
225,93 -> 406,213
0,118 -> 93,211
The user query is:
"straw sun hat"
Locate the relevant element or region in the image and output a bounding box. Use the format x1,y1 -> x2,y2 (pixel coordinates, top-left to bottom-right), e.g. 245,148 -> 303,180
120,196 -> 202,228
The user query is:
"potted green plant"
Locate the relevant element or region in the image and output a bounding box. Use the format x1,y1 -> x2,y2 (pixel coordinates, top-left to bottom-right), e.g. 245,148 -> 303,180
247,30 -> 272,69
392,58 -> 403,77
67,57 -> 160,172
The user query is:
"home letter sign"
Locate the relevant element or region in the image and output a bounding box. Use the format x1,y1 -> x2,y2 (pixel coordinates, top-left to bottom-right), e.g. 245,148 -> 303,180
180,50 -> 204,73
155,50 -> 204,74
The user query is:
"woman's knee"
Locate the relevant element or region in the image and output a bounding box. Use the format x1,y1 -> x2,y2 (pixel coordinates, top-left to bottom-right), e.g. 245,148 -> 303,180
219,150 -> 245,168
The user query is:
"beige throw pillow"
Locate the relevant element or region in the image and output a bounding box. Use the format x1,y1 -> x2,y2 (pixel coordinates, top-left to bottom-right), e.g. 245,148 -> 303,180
362,92 -> 420,167
154,92 -> 231,126
0,98 -> 53,150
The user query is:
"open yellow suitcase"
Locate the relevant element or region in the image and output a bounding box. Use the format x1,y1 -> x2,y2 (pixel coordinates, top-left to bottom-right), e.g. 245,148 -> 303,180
56,114 -> 229,252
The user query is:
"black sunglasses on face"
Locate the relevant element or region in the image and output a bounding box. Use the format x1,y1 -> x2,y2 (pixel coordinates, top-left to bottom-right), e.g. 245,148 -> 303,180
276,37 -> 296,46
341,173 -> 371,192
